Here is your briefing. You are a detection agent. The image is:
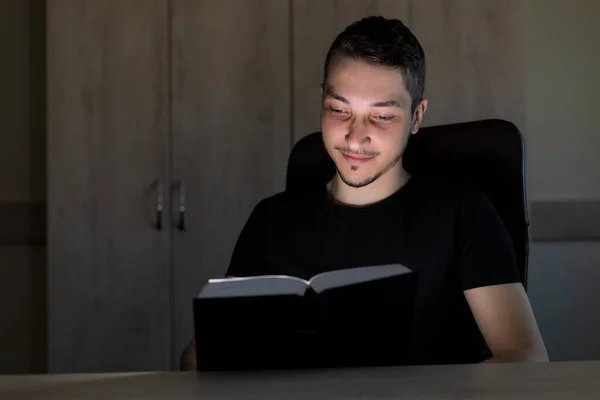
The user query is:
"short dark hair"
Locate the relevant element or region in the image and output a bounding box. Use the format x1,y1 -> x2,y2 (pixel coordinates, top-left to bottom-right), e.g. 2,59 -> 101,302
323,16 -> 426,113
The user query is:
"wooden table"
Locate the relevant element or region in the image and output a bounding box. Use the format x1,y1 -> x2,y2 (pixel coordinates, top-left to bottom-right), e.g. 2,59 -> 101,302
2,361 -> 600,399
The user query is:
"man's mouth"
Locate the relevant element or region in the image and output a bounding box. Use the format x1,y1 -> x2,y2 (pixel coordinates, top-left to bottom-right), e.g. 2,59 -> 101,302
340,151 -> 374,164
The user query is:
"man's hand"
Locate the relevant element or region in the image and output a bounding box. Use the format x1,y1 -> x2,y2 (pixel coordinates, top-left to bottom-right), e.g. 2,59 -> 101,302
180,338 -> 197,371
464,282 -> 549,363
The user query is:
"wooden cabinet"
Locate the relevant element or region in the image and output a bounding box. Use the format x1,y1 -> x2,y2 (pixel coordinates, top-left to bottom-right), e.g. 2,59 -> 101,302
170,0 -> 291,368
47,0 -> 172,373
47,0 -> 525,373
47,0 -> 290,372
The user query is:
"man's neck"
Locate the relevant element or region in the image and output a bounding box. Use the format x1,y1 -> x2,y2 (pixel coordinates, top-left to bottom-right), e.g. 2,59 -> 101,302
328,167 -> 410,207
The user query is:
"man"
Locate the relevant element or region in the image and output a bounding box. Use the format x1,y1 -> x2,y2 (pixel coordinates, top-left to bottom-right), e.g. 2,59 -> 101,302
181,16 -> 548,370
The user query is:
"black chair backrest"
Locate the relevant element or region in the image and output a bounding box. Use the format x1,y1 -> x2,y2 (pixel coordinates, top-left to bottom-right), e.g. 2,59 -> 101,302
285,119 -> 530,290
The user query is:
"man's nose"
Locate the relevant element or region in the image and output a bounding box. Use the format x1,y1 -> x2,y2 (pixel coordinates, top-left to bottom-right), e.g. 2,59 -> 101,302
345,120 -> 370,149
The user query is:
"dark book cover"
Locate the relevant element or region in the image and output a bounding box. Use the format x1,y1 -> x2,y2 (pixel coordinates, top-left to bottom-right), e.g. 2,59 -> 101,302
193,264 -> 418,370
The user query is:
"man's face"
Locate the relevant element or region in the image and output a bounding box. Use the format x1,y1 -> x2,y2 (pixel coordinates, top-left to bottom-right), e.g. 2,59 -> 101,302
321,56 -> 426,188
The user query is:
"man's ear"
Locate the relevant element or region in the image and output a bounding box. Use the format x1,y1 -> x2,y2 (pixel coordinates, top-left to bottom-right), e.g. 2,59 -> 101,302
320,83 -> 324,97
411,98 -> 428,134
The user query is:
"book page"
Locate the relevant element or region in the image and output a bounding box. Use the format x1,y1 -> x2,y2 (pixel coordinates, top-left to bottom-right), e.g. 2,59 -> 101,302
197,275 -> 310,299
308,264 -> 413,293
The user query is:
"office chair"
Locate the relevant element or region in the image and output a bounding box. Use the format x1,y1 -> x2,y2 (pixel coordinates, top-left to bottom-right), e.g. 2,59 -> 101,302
285,119 -> 530,291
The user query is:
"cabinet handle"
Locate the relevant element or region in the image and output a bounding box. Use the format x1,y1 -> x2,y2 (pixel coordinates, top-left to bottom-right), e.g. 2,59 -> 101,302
176,180 -> 186,231
155,180 -> 163,231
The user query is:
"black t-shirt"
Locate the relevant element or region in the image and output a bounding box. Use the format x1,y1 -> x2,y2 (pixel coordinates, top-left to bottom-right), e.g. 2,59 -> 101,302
226,176 -> 521,365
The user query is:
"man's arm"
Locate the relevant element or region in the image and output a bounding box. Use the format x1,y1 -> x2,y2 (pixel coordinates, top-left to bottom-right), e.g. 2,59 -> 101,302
464,282 -> 548,363
454,186 -> 548,363
180,339 -> 196,371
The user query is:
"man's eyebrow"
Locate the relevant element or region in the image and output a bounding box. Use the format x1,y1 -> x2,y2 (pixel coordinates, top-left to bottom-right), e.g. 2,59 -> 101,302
324,86 -> 349,103
371,99 -> 404,108
324,86 -> 405,108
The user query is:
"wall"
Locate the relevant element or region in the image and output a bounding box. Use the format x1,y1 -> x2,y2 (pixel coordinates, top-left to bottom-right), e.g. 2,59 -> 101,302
528,242 -> 600,361
524,0 -> 600,361
0,0 -> 46,374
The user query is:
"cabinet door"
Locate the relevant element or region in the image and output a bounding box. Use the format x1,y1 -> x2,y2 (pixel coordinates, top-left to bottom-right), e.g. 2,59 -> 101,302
292,0 -> 412,142
47,0 -> 171,372
171,0 -> 291,365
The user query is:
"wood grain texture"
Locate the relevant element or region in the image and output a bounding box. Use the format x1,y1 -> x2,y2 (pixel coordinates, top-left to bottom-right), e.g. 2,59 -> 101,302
46,0 -> 171,372
3,361 -> 600,399
412,0 -> 526,129
292,0 -> 412,142
0,0 -> 45,203
170,0 -> 291,367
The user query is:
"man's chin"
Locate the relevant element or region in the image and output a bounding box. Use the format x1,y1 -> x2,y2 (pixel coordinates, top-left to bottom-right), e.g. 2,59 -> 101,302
337,170 -> 377,189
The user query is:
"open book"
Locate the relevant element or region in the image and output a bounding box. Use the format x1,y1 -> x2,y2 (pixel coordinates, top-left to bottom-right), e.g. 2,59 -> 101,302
196,263 -> 413,299
193,264 -> 418,370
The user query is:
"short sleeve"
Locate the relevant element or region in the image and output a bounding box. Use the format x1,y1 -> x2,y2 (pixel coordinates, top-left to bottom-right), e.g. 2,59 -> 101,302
225,198 -> 271,277
456,188 -> 522,291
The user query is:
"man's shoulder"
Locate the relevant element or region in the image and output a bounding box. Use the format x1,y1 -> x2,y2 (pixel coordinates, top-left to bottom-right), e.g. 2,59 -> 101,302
410,175 -> 512,253
409,175 -> 488,209
250,189 -> 323,219
404,175 -> 505,241
253,190 -> 288,210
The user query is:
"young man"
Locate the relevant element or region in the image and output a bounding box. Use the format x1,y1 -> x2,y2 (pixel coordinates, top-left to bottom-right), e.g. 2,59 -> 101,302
181,16 -> 548,370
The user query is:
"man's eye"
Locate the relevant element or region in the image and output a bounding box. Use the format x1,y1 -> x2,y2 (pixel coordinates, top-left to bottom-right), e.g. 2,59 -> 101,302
329,107 -> 346,115
375,115 -> 394,121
